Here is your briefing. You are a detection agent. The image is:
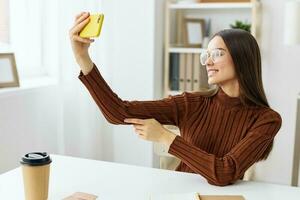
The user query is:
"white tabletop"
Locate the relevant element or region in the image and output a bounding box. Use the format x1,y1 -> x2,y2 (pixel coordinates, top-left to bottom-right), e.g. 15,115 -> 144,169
0,155 -> 299,200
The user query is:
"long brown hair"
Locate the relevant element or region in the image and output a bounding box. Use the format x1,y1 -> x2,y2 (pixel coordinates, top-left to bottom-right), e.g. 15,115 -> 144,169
212,29 -> 272,160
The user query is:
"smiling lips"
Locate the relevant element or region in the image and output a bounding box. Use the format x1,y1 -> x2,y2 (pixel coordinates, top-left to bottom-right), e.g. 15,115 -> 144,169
207,68 -> 219,77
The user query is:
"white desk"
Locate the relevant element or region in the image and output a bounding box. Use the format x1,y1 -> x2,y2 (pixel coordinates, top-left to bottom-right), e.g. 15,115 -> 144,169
0,155 -> 299,200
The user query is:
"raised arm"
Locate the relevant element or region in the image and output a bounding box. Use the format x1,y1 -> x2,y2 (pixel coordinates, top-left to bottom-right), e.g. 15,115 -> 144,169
69,12 -> 187,127
79,64 -> 187,126
168,111 -> 282,186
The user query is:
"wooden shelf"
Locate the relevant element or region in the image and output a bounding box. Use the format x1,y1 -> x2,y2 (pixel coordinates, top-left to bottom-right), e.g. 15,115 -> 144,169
169,2 -> 253,10
167,90 -> 184,96
0,43 -> 13,53
169,47 -> 206,53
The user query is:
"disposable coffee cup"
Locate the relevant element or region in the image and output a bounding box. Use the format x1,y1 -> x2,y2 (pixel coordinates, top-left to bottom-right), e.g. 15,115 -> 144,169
20,152 -> 52,200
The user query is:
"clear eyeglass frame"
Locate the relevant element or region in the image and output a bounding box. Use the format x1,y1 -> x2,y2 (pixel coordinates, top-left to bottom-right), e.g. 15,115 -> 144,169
200,49 -> 226,65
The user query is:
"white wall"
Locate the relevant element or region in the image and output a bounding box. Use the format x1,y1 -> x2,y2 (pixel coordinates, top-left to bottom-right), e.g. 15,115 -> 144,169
0,0 -> 9,43
0,0 -> 107,174
99,0 -> 161,167
56,0 -> 105,160
251,0 -> 300,185
0,86 -> 60,172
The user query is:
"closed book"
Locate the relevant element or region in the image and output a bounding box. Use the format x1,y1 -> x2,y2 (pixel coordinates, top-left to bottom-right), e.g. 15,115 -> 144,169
179,53 -> 186,91
150,192 -> 245,200
193,53 -> 200,91
169,53 -> 180,90
185,53 -> 193,92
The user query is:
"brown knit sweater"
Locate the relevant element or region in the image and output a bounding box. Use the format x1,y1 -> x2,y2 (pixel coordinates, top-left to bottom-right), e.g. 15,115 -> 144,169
79,64 -> 282,186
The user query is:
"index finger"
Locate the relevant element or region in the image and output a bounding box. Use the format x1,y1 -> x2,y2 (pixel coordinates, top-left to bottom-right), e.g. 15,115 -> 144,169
70,17 -> 90,36
75,12 -> 86,21
124,118 -> 145,125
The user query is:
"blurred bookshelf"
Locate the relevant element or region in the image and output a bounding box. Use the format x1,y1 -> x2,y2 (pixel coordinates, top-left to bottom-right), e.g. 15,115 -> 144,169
163,0 -> 261,97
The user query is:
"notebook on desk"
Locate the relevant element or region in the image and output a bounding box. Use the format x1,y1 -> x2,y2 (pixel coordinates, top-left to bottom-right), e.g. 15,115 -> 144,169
150,192 -> 245,200
200,195 -> 245,200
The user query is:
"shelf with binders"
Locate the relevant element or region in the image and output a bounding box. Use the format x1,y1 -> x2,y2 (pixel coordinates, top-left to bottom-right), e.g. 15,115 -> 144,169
168,51 -> 210,95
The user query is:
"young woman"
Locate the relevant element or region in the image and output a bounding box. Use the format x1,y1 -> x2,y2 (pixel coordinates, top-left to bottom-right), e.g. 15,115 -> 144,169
69,12 -> 282,186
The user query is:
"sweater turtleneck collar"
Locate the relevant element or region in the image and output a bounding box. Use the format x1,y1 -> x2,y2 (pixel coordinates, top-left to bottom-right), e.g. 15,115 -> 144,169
215,88 -> 243,108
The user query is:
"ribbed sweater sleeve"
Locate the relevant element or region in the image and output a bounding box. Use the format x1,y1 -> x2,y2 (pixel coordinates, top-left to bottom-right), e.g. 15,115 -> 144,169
78,64 -> 187,126
168,111 -> 282,186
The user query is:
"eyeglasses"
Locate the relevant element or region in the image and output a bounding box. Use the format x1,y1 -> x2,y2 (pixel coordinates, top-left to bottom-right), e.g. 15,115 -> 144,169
200,49 -> 226,65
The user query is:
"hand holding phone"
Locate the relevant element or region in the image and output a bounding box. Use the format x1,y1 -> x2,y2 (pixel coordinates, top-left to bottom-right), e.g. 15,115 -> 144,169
79,13 -> 104,38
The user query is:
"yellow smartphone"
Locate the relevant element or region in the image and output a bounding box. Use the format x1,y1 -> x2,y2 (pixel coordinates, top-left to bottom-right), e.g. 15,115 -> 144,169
79,13 -> 104,38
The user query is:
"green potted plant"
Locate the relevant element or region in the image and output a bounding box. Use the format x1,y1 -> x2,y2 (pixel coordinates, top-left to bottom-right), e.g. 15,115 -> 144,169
230,20 -> 251,32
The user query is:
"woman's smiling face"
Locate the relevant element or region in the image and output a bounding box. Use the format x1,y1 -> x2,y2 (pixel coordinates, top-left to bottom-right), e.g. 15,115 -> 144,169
204,36 -> 237,86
